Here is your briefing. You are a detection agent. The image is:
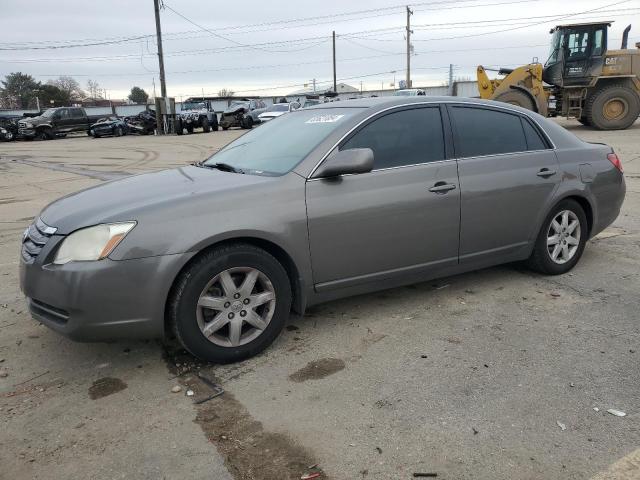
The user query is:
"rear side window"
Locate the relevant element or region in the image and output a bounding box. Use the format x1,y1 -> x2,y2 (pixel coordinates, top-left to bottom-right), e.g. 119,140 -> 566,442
451,107 -> 527,157
342,107 -> 445,169
521,118 -> 549,150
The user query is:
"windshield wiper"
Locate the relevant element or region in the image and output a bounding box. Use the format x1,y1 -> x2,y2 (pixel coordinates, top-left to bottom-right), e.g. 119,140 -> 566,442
198,161 -> 244,174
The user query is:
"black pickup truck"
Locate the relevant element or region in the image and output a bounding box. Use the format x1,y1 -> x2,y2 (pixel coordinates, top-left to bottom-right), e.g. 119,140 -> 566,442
17,107 -> 102,140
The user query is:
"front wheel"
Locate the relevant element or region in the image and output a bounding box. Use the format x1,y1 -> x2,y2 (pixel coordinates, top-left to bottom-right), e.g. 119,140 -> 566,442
169,244 -> 292,363
527,199 -> 588,275
202,117 -> 211,133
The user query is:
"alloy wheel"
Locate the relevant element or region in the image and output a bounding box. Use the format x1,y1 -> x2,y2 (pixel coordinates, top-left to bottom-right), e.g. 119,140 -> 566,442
196,267 -> 276,347
546,210 -> 581,264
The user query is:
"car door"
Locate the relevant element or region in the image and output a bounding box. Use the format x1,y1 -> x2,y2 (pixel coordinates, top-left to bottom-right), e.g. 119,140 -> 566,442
306,105 -> 460,291
53,108 -> 72,132
70,108 -> 86,131
448,104 -> 560,266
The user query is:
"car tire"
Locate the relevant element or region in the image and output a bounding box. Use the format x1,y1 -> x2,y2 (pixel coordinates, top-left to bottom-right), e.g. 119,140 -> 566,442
186,125 -> 194,134
170,243 -> 292,363
114,126 -> 123,137
37,129 -> 54,141
527,199 -> 588,275
222,126 -> 229,131
176,118 -> 183,135
244,116 -> 254,129
494,90 -> 535,111
202,117 -> 211,133
585,82 -> 640,130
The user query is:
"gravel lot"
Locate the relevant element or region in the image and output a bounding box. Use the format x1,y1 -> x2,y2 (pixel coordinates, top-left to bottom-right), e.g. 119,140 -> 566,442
1,120 -> 639,480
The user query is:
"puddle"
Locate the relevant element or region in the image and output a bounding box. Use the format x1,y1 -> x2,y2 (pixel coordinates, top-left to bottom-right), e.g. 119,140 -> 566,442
289,358 -> 345,383
88,377 -> 127,400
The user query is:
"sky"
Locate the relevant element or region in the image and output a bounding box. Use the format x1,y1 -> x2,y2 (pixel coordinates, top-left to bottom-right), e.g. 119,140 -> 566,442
1,0 -> 639,100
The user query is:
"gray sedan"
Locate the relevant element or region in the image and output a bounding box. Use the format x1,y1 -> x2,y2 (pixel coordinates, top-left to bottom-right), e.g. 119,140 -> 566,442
20,97 -> 626,363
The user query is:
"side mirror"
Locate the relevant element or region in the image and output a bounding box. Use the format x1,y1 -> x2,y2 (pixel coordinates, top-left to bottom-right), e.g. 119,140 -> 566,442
313,148 -> 374,179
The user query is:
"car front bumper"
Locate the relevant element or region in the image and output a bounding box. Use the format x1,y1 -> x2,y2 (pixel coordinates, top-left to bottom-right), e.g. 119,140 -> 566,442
19,246 -> 193,341
18,128 -> 36,138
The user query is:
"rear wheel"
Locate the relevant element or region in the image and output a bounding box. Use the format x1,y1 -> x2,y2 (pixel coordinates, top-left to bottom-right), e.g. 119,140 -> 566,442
202,117 -> 211,133
585,83 -> 640,130
527,199 -> 588,275
494,90 -> 535,111
244,116 -> 254,129
577,116 -> 591,126
186,124 -> 194,134
170,244 -> 292,363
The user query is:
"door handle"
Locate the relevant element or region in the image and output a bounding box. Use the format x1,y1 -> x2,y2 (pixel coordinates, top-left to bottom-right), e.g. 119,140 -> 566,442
537,168 -> 557,178
428,182 -> 457,193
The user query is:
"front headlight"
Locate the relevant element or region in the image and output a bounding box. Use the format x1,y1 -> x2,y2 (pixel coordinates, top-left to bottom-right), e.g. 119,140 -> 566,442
53,222 -> 136,265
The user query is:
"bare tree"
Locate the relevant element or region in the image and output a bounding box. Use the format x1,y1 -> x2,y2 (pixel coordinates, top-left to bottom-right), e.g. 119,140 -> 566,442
86,79 -> 103,99
217,88 -> 235,97
47,76 -> 84,101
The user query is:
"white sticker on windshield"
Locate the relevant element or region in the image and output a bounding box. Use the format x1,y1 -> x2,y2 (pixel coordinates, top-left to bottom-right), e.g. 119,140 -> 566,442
305,114 -> 344,124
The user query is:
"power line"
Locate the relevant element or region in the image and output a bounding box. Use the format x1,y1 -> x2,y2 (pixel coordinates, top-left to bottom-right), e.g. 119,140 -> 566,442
0,0 -> 542,50
413,0 -> 634,41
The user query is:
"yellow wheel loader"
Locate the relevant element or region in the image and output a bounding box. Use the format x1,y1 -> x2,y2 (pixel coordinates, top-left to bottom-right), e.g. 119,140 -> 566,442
477,21 -> 640,130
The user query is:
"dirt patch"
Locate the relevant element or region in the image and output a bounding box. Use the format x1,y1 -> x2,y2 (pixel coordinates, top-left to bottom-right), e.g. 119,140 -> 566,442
196,391 -> 325,480
88,377 -> 127,400
162,343 -> 326,480
289,358 -> 345,383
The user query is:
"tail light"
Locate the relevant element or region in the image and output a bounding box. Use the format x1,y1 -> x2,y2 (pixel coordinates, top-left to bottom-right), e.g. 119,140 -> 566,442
607,153 -> 623,173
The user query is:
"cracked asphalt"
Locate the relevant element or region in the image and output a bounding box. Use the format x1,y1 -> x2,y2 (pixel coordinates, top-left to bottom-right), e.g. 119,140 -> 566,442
0,119 -> 639,480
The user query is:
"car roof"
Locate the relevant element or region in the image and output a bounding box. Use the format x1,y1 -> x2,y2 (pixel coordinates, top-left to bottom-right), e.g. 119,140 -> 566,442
303,95 -> 531,114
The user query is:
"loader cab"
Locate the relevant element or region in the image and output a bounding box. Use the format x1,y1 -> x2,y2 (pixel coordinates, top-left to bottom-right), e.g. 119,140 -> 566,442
543,22 -> 610,87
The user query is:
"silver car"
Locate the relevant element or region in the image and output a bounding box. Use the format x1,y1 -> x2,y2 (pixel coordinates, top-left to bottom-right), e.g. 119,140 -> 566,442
20,97 -> 626,363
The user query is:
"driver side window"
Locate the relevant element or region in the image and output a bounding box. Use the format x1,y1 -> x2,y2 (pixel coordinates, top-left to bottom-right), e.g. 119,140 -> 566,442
341,107 -> 446,170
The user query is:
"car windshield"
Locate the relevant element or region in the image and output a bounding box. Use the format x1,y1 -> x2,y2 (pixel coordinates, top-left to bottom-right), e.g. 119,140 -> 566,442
267,104 -> 289,112
183,102 -> 206,110
41,109 -> 57,118
204,108 -> 360,175
546,30 -> 563,65
229,101 -> 249,109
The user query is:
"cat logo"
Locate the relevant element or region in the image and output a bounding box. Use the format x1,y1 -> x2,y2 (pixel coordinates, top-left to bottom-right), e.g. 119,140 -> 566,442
605,57 -> 618,65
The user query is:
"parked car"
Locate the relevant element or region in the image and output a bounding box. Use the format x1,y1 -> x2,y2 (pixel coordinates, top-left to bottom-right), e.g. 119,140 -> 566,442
257,102 -> 301,122
176,100 -> 219,134
0,116 -> 19,141
393,89 -> 426,96
17,107 -> 102,140
125,110 -> 157,135
88,116 -> 129,138
219,99 -> 267,130
20,97 -> 625,363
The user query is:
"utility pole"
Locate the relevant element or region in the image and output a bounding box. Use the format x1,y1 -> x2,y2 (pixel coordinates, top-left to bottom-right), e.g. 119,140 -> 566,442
448,64 -> 454,96
312,78 -> 316,93
153,0 -> 167,133
332,31 -> 337,93
406,6 -> 413,88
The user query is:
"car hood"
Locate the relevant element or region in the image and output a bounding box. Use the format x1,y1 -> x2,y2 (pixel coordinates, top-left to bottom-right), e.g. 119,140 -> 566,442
260,111 -> 285,118
90,121 -> 117,128
223,105 -> 248,114
40,165 -> 274,234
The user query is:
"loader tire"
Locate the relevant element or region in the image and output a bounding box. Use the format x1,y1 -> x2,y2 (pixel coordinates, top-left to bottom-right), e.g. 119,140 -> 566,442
577,116 -> 591,126
494,90 -> 535,111
585,83 -> 640,130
